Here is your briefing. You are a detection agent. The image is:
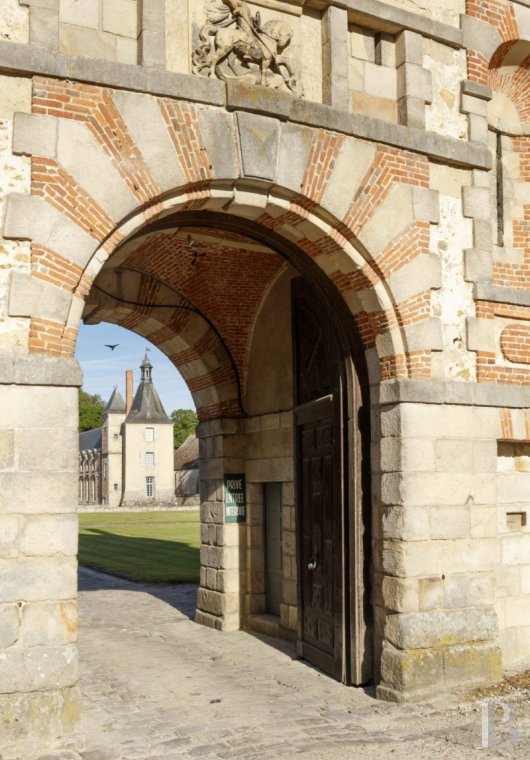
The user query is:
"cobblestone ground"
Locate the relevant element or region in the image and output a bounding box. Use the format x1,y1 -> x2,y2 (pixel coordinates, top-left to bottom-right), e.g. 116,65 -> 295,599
5,568 -> 530,759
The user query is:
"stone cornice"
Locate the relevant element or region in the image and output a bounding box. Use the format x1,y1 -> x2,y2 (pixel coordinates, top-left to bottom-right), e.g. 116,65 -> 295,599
475,283 -> 530,307
375,378 -> 530,408
0,41 -> 491,171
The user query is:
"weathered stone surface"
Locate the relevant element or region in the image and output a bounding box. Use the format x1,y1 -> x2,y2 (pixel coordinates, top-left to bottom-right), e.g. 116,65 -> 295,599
101,0 -> 136,39
0,604 -> 20,647
29,6 -> 59,49
464,247 -> 493,282
20,601 -> 77,646
59,0 -> 98,28
0,430 -> 15,471
461,14 -> 502,60
198,108 -> 239,180
0,645 -> 77,693
358,184 -> 414,256
0,684 -> 81,744
17,429 -> 77,473
0,386 -> 77,429
322,136 -> 375,220
112,90 -> 185,192
461,79 -> 492,102
3,193 -> 96,267
402,318 -> 444,351
396,29 -> 423,67
0,355 -> 82,387
236,112 -> 280,181
322,6 -> 349,110
276,122 -> 313,194
0,515 -> 19,559
389,254 -> 442,302
12,111 -> 57,158
20,514 -> 78,557
8,271 -> 72,322
57,118 -> 137,222
443,642 -> 502,685
403,63 -> 433,101
466,317 -> 495,352
0,557 -> 77,603
385,607 -> 497,649
380,642 -> 443,691
413,187 -> 439,223
0,473 -> 76,517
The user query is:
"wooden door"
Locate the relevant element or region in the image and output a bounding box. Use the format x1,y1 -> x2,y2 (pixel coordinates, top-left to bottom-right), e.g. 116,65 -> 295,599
292,278 -> 345,681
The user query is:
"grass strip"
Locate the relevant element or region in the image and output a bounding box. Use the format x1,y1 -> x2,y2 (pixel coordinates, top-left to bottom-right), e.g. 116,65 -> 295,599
78,510 -> 200,583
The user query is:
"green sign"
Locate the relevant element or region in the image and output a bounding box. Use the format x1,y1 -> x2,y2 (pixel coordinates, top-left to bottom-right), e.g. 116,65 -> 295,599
224,474 -> 246,523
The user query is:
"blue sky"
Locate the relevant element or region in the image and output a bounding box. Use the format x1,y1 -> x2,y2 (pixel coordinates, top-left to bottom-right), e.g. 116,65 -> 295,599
75,321 -> 195,413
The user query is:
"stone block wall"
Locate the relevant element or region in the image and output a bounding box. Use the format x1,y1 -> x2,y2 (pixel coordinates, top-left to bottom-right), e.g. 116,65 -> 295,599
59,0 -> 138,64
0,73 -> 31,352
496,433 -> 530,665
0,376 -> 82,744
244,413 -> 296,635
374,400 -> 503,700
18,0 -> 138,64
196,418 -> 246,633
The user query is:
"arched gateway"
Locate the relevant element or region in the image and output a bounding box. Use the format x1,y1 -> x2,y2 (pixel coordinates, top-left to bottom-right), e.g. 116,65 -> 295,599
2,0 -> 530,746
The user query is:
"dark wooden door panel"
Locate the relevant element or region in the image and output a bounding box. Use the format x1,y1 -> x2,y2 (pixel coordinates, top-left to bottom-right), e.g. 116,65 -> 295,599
293,278 -> 344,682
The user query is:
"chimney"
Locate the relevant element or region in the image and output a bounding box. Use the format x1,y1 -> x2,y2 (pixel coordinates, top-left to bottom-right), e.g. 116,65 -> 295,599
126,369 -> 133,413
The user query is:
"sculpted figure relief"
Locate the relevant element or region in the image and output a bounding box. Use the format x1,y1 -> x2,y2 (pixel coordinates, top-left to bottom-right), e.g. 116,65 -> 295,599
192,0 -> 299,93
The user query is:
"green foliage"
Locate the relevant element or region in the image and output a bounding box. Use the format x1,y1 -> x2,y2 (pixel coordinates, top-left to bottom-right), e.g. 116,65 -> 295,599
78,511 -> 200,583
79,389 -> 105,432
171,408 -> 198,450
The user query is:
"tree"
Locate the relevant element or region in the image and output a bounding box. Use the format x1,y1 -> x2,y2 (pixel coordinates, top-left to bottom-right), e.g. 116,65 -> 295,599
171,408 -> 198,449
79,389 -> 105,432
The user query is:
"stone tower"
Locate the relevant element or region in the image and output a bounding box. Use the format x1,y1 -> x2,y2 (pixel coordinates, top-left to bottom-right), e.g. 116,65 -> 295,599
121,354 -> 175,505
102,385 -> 126,507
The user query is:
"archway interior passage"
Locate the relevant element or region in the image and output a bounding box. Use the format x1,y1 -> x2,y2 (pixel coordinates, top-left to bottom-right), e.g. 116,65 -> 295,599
82,216 -> 370,686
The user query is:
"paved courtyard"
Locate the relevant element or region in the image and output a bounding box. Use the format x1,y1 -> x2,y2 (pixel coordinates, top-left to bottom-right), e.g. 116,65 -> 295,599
5,568 -> 530,760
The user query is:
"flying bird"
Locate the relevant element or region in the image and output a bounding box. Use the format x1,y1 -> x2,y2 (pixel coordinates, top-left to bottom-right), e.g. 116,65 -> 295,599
105,344 -> 119,351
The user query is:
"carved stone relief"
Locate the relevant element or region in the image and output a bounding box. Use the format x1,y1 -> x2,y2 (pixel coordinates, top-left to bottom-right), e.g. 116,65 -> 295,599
192,0 -> 299,93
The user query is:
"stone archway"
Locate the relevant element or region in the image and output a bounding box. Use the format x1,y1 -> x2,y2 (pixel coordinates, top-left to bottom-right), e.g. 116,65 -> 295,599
0,82 -> 446,742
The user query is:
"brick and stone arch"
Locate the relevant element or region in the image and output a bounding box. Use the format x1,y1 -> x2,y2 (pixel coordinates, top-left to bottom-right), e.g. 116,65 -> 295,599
5,0 -> 530,747
0,71 -> 449,736
5,80 -> 443,379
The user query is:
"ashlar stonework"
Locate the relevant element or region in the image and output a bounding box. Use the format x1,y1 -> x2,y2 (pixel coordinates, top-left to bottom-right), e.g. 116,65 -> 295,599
0,0 -> 530,749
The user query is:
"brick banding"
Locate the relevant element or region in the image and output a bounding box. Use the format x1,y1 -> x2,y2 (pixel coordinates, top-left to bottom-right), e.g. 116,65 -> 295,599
342,146 -> 429,234
32,77 -> 162,208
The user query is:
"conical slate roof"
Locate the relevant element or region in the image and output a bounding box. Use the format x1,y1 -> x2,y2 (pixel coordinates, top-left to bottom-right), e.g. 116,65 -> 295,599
105,386 -> 126,414
125,353 -> 171,424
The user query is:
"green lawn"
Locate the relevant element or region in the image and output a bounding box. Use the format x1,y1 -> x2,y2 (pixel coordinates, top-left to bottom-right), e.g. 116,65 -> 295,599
78,511 -> 200,583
